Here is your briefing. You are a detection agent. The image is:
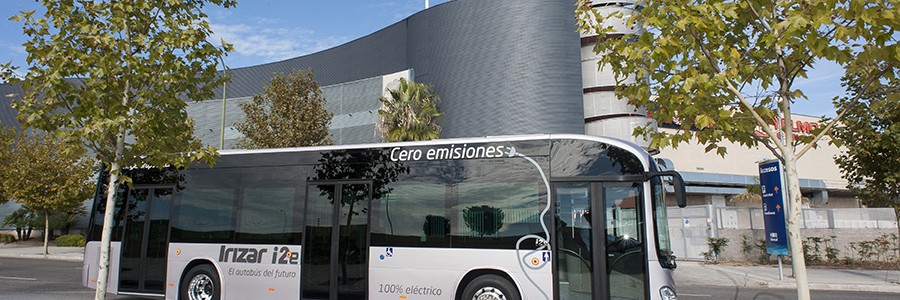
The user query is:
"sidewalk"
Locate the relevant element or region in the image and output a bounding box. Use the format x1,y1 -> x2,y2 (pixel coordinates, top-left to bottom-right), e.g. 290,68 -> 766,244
0,244 -> 84,262
675,260 -> 900,294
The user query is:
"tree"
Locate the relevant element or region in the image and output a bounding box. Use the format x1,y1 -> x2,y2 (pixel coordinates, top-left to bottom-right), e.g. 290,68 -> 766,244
462,205 -> 505,238
423,215 -> 451,237
0,129 -> 94,255
9,1 -> 234,299
2,207 -> 39,241
377,78 -> 443,142
832,73 -> 899,213
0,124 -> 14,205
1,206 -> 83,241
234,69 -> 333,149
575,1 -> 897,299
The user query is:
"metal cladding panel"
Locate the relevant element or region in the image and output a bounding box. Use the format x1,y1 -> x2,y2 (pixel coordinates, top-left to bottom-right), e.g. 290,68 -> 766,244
407,0 -> 585,138
0,78 -> 84,129
0,83 -> 20,129
214,22 -> 409,99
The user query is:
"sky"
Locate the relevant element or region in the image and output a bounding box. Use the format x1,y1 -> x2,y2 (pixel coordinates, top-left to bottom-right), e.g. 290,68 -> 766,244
0,0 -> 841,117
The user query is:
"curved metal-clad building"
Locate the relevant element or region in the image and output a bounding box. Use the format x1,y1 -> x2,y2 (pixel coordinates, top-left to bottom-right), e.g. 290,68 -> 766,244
0,0 -> 650,148
203,0 -> 586,146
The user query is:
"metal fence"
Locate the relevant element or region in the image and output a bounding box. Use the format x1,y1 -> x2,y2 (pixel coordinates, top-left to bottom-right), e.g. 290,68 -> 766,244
667,206 -> 898,260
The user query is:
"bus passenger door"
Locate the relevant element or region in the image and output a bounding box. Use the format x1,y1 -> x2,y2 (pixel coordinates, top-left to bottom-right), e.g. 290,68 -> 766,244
303,183 -> 371,300
118,187 -> 173,295
553,182 -> 647,300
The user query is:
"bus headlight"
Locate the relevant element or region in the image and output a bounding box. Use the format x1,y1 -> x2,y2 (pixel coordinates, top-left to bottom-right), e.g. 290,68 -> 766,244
660,286 -> 677,300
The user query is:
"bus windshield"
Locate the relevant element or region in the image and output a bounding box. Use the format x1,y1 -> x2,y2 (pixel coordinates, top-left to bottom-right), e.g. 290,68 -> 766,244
652,176 -> 676,268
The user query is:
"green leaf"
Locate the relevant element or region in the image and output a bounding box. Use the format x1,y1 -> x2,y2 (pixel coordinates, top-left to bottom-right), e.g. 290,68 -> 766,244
695,115 -> 713,128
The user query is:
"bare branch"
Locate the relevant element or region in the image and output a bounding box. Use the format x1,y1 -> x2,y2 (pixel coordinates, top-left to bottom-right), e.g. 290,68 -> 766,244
688,25 -> 723,74
746,0 -> 773,32
724,79 -> 789,155
754,134 -> 784,161
737,46 -> 777,91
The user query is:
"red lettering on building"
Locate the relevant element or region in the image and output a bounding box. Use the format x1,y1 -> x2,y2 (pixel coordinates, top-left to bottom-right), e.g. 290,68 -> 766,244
757,119 -> 820,138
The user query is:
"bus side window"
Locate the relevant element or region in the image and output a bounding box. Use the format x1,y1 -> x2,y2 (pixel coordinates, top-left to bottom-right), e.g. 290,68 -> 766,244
170,168 -> 240,243
234,165 -> 307,245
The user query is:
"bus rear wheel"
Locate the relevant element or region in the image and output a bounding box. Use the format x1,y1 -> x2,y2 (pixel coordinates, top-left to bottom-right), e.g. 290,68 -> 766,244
181,264 -> 220,300
462,274 -> 521,300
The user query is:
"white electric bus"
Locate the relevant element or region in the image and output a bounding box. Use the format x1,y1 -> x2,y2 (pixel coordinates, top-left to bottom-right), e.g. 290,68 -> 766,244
83,134 -> 686,300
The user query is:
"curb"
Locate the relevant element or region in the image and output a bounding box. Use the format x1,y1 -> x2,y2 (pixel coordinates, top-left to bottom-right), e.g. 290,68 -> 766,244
0,247 -> 85,262
0,252 -> 84,262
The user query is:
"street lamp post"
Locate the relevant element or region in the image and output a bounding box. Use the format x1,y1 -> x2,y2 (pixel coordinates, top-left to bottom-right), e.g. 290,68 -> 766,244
219,57 -> 229,150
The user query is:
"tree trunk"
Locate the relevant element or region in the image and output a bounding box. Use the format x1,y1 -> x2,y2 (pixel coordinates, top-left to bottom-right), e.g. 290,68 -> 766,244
783,151 -> 810,300
15,228 -> 22,241
43,211 -> 49,255
94,125 -> 127,300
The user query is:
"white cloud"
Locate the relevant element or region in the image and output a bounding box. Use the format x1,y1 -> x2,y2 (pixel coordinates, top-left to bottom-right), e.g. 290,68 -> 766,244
0,42 -> 27,68
0,42 -> 25,55
209,18 -> 349,66
8,44 -> 25,54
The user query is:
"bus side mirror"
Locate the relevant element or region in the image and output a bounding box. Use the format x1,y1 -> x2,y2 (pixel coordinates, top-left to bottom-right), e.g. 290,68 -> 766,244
648,171 -> 687,208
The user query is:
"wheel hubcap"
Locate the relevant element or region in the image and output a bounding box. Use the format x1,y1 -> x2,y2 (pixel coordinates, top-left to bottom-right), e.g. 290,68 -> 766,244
188,274 -> 215,300
473,287 -> 506,300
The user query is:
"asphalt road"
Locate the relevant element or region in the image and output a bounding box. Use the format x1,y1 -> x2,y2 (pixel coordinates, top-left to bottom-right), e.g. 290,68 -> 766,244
1,257 -> 897,300
0,257 -> 146,300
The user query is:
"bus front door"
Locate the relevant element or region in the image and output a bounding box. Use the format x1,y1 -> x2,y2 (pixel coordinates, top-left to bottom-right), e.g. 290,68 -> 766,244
302,183 -> 371,300
118,187 -> 173,295
553,182 -> 647,300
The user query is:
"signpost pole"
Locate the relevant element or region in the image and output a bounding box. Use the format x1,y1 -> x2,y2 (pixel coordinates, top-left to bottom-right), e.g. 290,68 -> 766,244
778,255 -> 784,280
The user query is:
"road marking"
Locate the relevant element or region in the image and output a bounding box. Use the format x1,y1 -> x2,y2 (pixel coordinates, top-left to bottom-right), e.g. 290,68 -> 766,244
0,276 -> 38,281
679,293 -> 712,297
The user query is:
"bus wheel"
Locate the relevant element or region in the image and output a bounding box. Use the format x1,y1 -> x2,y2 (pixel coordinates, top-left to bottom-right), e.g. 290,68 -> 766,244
461,274 -> 520,300
181,264 -> 220,300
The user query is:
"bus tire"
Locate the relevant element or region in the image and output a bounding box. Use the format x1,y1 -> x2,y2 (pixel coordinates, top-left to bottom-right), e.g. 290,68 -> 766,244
461,274 -> 520,300
180,264 -> 220,300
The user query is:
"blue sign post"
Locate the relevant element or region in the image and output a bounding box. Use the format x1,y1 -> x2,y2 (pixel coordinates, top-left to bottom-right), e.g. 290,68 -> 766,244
759,160 -> 789,256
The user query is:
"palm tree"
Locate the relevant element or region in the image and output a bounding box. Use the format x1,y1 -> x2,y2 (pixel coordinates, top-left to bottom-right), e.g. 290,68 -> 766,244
377,78 -> 443,142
